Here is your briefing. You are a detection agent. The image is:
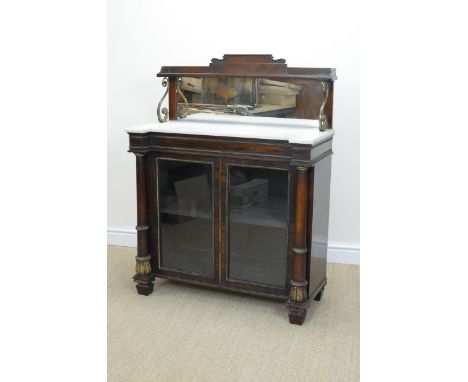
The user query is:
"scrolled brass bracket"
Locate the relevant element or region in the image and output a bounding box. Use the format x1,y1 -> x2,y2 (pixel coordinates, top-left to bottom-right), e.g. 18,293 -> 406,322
176,77 -> 189,118
157,77 -> 169,122
318,81 -> 330,131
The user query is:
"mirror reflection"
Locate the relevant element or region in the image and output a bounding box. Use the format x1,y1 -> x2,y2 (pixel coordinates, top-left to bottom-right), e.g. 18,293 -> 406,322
179,77 -> 303,118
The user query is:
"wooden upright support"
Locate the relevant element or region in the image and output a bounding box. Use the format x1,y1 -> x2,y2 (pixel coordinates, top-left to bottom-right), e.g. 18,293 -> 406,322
168,77 -> 177,120
286,166 -> 310,324
132,152 -> 155,295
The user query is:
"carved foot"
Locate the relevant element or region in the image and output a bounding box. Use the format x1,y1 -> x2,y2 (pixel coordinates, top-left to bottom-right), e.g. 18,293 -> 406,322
313,287 -> 325,301
133,273 -> 156,296
288,310 -> 307,325
286,300 -> 310,325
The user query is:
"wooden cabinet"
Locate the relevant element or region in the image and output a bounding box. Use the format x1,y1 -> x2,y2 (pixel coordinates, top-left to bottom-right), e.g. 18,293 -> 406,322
126,55 -> 336,325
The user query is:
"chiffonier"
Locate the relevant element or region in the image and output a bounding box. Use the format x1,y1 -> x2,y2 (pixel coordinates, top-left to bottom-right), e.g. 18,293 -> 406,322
126,55 -> 336,325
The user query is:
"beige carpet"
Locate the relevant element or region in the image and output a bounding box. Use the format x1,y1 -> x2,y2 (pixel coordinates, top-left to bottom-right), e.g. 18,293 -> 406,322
108,245 -> 359,382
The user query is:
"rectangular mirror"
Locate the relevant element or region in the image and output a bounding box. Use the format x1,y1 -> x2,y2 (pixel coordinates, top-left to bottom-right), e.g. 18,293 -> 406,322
179,76 -> 321,119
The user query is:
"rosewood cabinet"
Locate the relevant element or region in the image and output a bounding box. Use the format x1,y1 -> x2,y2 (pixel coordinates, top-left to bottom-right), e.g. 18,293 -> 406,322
126,55 -> 336,325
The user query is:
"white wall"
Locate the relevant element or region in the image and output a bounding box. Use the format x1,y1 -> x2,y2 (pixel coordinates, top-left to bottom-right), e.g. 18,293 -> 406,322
108,0 -> 359,253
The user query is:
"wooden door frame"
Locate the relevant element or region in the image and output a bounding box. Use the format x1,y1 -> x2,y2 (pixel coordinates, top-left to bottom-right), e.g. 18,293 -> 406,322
151,151 -> 221,285
219,156 -> 291,299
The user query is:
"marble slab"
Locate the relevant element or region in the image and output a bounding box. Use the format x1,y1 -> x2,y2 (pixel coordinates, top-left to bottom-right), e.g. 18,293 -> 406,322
125,113 -> 334,146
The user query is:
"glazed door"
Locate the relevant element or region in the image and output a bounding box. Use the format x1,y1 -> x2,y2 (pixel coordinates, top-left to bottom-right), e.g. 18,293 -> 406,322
221,158 -> 290,297
155,153 -> 220,284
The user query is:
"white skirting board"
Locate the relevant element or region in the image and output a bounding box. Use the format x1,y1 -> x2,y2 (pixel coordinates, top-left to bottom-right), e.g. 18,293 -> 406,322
107,226 -> 360,265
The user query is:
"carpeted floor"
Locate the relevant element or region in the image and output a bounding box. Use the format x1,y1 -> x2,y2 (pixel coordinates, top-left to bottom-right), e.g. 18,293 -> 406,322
108,245 -> 359,382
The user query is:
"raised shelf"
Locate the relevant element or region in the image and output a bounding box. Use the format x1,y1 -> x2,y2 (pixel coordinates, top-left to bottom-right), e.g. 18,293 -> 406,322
230,196 -> 287,229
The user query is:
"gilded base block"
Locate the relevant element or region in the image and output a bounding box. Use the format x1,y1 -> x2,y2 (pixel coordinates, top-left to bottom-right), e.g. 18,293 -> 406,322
289,284 -> 308,303
135,255 -> 152,274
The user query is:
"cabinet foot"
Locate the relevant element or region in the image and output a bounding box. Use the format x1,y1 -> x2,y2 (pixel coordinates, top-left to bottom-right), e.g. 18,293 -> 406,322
313,286 -> 325,301
133,273 -> 156,296
288,311 -> 307,325
286,299 -> 310,325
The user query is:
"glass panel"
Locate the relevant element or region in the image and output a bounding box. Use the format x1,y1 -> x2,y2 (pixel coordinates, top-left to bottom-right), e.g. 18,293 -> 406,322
179,77 -> 318,119
158,159 -> 213,276
228,166 -> 288,287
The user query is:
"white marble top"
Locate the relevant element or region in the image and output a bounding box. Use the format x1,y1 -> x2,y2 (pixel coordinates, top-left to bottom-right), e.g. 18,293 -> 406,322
125,113 -> 334,146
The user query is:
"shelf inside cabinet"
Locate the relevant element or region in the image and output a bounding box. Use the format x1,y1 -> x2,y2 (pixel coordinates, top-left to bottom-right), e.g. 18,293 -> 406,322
159,193 -> 212,221
230,196 -> 287,229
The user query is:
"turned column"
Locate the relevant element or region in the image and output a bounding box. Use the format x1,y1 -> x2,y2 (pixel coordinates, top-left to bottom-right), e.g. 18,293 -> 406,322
286,165 -> 310,325
132,152 -> 155,295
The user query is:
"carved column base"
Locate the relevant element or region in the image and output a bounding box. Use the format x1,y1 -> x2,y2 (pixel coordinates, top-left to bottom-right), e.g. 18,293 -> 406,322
286,280 -> 310,325
135,254 -> 152,274
133,273 -> 156,296
286,299 -> 311,325
288,280 -> 308,302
